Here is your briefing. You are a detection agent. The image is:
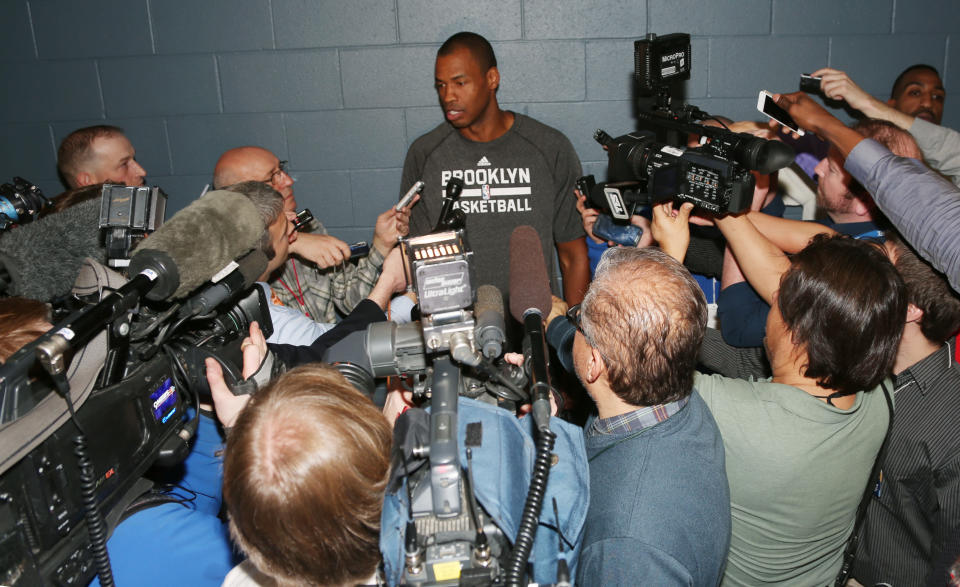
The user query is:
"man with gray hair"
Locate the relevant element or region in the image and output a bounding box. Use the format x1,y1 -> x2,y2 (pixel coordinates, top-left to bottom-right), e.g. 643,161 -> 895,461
571,246 -> 730,585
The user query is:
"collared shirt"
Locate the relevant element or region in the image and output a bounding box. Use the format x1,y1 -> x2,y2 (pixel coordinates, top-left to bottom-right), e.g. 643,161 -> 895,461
270,219 -> 384,324
853,340 -> 960,586
590,396 -> 689,436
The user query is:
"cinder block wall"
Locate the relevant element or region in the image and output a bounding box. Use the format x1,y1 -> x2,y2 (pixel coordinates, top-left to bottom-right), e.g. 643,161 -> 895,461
1,0 -> 957,241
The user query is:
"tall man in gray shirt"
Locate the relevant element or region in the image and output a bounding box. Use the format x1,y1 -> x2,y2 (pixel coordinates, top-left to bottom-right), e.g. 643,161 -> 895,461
402,32 -> 589,307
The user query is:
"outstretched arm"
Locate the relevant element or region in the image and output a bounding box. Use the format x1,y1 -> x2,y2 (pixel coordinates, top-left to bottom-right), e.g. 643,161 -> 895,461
713,214 -> 791,306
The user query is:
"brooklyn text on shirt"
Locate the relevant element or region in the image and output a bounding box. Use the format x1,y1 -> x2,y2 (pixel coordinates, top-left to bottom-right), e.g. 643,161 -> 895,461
440,163 -> 534,215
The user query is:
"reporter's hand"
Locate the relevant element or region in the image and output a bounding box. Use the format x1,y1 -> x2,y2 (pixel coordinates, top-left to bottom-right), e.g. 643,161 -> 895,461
651,201 -> 694,262
372,198 -> 418,255
630,214 -> 655,247
382,389 -> 414,429
813,67 -> 873,111
290,232 -> 351,268
770,91 -> 836,138
547,295 -> 568,328
576,189 -> 604,244
505,352 -> 559,417
367,248 -> 409,309
204,321 -> 267,428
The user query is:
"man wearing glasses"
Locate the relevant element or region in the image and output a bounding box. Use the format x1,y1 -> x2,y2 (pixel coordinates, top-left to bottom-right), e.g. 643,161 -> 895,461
563,246 -> 730,585
213,146 -> 413,324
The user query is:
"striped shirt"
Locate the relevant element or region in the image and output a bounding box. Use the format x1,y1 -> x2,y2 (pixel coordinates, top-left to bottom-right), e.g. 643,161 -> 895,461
853,340 -> 960,585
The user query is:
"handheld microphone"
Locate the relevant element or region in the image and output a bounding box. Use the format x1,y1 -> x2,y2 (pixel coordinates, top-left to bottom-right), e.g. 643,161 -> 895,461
0,197 -> 104,301
128,189 -> 265,300
433,177 -> 464,231
474,284 -> 506,359
508,226 -> 553,429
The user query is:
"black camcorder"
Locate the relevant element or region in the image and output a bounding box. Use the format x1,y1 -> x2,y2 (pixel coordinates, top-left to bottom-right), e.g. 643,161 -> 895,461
0,264 -> 273,586
585,33 -> 794,223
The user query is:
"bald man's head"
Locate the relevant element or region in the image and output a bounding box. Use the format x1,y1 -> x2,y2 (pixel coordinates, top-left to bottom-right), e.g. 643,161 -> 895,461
214,147 -> 295,210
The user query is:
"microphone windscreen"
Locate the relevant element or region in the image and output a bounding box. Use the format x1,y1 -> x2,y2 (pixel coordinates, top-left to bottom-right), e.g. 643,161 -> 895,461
130,190 -> 264,299
0,198 -> 103,301
475,284 -> 504,319
508,225 -> 552,323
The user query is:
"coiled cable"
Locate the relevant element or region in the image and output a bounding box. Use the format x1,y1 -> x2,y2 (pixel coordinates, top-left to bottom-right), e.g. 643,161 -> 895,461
73,434 -> 114,586
504,427 -> 556,586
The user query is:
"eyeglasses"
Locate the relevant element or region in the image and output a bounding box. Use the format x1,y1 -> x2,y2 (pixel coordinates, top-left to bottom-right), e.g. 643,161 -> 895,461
566,304 -> 586,337
264,160 -> 289,184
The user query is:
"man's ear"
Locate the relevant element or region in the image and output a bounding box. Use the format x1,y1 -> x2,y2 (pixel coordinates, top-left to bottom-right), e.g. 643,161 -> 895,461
75,172 -> 93,188
585,346 -> 605,384
851,195 -> 872,218
906,303 -> 924,324
486,66 -> 500,92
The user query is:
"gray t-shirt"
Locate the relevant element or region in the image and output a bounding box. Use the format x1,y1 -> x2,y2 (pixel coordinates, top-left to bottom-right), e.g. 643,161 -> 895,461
694,372 -> 889,586
402,113 -> 584,299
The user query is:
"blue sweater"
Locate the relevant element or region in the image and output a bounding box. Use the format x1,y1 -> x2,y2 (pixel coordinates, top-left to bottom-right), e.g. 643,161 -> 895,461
576,391 -> 731,586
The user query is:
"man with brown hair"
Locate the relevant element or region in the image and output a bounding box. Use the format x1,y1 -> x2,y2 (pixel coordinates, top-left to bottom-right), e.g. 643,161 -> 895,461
852,232 -> 960,585
57,125 -> 146,188
220,364 -> 392,586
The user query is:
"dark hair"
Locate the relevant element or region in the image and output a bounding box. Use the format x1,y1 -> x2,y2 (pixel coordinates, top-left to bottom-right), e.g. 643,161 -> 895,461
57,125 -> 125,188
890,64 -> 942,99
778,234 -> 907,394
887,231 -> 960,343
582,246 -> 707,406
0,297 -> 52,362
43,184 -> 104,217
224,365 -> 392,585
438,31 -> 497,72
221,181 -> 284,259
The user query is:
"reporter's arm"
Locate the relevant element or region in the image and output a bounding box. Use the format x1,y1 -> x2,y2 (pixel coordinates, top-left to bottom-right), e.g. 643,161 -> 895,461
845,139 -> 960,292
713,214 -> 791,305
744,210 -> 838,253
909,117 -> 960,183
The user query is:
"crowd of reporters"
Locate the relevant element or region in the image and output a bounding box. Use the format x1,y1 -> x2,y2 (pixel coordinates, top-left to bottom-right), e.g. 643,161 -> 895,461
2,31 -> 960,587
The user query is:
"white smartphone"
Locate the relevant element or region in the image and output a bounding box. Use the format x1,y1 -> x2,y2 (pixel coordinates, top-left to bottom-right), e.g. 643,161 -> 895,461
757,90 -> 805,136
397,180 -> 424,210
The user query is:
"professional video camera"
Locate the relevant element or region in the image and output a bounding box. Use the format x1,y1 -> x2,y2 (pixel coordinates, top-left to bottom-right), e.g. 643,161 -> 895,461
324,181 -> 578,586
0,176 -> 50,231
0,190 -> 274,586
583,33 -> 795,243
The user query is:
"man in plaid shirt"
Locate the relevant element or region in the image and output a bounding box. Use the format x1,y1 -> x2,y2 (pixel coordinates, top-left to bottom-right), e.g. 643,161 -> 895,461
214,146 -> 414,323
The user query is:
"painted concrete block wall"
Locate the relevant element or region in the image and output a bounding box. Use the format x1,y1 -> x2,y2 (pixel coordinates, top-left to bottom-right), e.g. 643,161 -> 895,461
1,0 -> 957,240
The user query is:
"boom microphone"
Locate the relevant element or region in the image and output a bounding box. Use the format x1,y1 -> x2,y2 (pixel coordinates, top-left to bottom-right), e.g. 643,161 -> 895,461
474,284 -> 506,359
0,197 -> 103,301
128,190 -> 265,300
508,226 -> 552,323
508,226 -> 553,429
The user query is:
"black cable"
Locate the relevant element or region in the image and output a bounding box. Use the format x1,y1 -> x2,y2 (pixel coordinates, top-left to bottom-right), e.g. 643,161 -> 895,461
504,427 -> 556,586
74,434 -> 114,586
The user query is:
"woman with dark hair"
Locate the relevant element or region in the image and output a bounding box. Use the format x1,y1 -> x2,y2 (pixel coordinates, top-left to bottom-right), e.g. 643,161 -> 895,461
652,203 -> 908,586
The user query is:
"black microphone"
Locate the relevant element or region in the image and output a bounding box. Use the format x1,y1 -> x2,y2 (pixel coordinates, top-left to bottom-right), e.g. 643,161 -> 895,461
178,250 -> 269,318
0,197 -> 104,301
433,177 -> 464,231
474,284 -> 506,359
128,189 -> 265,300
508,226 -> 553,429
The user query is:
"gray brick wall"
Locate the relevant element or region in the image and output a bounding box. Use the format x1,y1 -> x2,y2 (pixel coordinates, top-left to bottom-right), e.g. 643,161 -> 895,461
2,0 -> 958,240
